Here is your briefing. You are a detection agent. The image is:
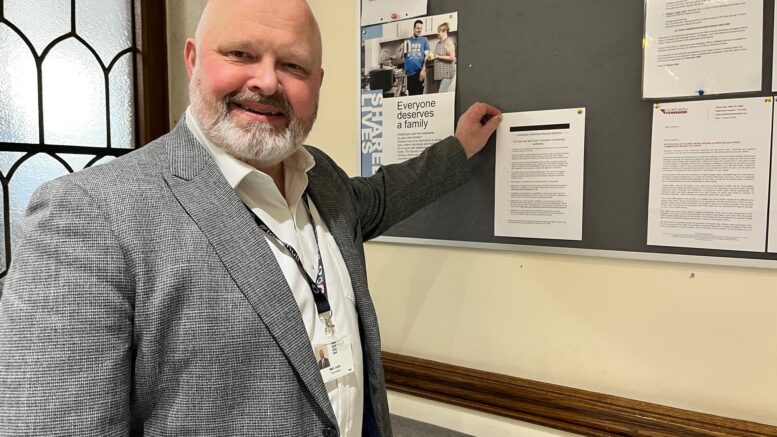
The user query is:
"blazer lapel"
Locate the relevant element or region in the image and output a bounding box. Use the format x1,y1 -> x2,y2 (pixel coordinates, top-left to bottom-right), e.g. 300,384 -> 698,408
160,123 -> 336,425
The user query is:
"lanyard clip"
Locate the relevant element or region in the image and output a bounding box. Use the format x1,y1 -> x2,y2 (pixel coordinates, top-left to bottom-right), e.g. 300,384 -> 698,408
321,310 -> 335,337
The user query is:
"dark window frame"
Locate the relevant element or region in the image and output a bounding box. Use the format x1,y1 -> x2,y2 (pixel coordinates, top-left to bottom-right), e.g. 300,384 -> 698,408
0,0 -> 168,280
136,0 -> 169,146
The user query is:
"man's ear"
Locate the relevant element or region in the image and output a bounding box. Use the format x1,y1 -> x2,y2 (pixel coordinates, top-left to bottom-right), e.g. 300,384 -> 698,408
318,67 -> 325,88
184,38 -> 197,80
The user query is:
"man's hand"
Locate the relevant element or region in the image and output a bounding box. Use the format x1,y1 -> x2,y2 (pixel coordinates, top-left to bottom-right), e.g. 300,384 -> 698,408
420,68 -> 426,82
454,102 -> 503,159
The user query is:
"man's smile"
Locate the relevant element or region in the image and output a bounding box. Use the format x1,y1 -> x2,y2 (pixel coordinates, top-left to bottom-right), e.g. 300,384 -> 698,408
229,101 -> 288,124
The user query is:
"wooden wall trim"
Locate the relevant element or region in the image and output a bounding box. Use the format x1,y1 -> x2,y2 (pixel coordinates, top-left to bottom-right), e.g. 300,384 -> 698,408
382,352 -> 777,437
136,0 -> 170,146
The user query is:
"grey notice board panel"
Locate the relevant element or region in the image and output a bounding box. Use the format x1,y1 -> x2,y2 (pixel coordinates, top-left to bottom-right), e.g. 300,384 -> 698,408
379,0 -> 777,265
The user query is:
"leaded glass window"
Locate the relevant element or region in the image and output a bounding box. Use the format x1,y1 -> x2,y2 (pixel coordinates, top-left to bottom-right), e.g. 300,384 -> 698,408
0,0 -> 142,283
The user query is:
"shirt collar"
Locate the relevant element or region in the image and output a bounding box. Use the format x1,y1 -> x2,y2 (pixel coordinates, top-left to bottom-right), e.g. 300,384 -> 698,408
185,106 -> 315,191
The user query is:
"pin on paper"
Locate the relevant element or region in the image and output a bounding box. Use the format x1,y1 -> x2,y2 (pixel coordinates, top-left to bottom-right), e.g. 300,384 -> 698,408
391,12 -> 397,20
697,90 -> 705,96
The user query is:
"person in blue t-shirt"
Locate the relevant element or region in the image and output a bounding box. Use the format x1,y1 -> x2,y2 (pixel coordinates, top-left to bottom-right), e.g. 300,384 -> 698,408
403,19 -> 430,95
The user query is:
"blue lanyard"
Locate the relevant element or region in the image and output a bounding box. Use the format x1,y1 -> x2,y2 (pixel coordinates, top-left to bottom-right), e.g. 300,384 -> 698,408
251,194 -> 335,335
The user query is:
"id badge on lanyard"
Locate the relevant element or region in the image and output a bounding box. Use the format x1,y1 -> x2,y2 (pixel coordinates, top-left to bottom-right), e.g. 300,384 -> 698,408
251,195 -> 356,382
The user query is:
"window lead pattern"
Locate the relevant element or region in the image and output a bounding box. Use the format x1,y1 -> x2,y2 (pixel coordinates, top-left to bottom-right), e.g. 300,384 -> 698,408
0,0 -> 138,278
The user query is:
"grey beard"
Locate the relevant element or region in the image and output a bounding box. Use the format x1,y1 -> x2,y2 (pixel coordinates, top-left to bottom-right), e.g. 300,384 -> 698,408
189,80 -> 316,168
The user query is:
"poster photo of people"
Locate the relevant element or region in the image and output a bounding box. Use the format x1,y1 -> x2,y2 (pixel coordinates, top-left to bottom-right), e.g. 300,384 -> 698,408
361,12 -> 458,98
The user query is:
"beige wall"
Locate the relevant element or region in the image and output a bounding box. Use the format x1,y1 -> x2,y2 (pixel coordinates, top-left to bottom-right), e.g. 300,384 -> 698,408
165,0 -> 207,126
166,0 -> 777,433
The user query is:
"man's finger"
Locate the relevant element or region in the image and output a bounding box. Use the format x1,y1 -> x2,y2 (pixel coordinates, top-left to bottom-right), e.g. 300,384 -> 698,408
483,113 -> 503,131
468,102 -> 500,121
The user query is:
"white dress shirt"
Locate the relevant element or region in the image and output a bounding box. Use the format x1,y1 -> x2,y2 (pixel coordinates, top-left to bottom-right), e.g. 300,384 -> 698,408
186,108 -> 363,436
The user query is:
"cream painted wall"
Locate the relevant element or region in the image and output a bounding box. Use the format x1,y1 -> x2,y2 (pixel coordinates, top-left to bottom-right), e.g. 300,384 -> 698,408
165,0 -> 208,127
165,0 -> 777,433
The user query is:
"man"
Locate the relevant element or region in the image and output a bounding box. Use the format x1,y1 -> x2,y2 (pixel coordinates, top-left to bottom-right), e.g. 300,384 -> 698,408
317,348 -> 331,370
403,19 -> 430,95
0,0 -> 501,435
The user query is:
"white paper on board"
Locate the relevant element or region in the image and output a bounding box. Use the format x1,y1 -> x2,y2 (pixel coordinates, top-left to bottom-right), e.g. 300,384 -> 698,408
643,0 -> 762,98
494,108 -> 586,241
361,0 -> 428,26
647,97 -> 772,252
769,106 -> 777,253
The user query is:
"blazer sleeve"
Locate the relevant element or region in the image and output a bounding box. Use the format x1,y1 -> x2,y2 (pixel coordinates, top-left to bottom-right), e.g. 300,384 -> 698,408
0,178 -> 133,435
349,136 -> 471,241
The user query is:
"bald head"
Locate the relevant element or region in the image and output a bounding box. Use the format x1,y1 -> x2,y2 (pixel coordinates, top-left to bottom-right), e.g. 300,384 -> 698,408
193,0 -> 322,67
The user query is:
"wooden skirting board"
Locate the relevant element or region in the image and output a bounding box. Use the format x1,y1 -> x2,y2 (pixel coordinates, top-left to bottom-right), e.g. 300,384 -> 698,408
382,352 -> 777,437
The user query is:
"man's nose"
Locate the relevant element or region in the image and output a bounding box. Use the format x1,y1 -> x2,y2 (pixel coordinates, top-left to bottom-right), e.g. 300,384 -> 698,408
245,59 -> 281,96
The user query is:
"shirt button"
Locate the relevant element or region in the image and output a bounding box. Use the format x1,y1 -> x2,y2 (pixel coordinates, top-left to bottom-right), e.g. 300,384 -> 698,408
322,427 -> 339,437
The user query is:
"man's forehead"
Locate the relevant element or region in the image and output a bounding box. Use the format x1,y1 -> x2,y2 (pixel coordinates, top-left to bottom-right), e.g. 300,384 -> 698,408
197,0 -> 321,47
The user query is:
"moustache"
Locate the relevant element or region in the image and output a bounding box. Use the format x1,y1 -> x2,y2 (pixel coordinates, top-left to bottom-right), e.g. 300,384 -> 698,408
227,92 -> 294,118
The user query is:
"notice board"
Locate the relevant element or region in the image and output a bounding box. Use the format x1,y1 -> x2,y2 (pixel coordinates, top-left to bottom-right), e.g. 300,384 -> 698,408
369,0 -> 777,266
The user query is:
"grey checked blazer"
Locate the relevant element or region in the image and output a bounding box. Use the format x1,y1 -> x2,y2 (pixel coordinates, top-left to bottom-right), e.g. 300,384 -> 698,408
0,119 -> 470,436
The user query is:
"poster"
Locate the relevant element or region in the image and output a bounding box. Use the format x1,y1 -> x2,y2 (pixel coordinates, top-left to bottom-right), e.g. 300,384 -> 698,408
360,13 -> 458,176
494,108 -> 586,241
647,97 -> 772,252
643,0 -> 762,98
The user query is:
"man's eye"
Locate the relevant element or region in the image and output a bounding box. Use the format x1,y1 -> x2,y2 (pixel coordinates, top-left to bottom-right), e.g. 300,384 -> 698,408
284,63 -> 310,76
229,51 -> 251,60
